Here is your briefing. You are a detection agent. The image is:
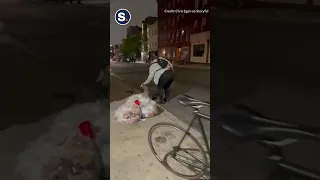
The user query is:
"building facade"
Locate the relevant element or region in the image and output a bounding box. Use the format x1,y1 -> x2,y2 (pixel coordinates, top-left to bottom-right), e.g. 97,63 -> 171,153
255,0 -> 320,5
213,0 -> 320,7
157,0 -> 211,64
147,20 -> 158,59
110,45 -> 114,58
190,31 -> 210,63
141,17 -> 157,61
126,26 -> 142,37
111,44 -> 121,60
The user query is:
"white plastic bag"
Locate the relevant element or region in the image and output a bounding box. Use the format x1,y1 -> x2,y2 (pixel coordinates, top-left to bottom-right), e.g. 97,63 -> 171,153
113,101 -> 142,124
113,86 -> 160,124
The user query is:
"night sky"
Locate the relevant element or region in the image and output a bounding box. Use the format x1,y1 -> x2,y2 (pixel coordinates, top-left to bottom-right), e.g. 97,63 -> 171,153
110,0 -> 157,45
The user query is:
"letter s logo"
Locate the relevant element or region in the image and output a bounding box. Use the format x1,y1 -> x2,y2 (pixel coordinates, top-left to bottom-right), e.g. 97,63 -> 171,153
115,9 -> 131,25
118,12 -> 126,22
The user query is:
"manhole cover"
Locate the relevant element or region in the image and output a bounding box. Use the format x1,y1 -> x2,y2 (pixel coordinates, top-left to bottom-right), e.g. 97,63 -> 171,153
155,136 -> 167,144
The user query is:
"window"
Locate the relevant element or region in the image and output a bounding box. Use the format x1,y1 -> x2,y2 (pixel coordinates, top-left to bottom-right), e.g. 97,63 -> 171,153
175,31 -> 178,41
203,0 -> 207,7
172,32 -> 174,42
194,20 -> 198,27
180,29 -> 184,41
193,44 -> 205,57
201,17 -> 206,31
193,20 -> 198,32
195,0 -> 199,9
202,17 -> 206,26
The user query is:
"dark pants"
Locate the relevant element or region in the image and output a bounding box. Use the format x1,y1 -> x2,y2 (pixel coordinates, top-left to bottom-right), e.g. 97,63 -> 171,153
153,70 -> 174,102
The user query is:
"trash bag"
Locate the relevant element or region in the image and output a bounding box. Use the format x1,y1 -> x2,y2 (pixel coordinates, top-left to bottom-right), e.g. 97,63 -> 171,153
113,85 -> 160,124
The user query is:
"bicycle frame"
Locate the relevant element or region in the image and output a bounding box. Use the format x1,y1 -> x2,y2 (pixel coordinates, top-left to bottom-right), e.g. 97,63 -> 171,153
175,105 -> 210,158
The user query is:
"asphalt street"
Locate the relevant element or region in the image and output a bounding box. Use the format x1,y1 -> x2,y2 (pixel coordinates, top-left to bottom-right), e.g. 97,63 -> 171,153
210,15 -> 320,180
0,2 -> 109,130
110,62 -> 211,137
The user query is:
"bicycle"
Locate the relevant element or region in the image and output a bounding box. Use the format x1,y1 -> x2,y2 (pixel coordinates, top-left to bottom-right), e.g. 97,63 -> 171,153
219,104 -> 320,180
148,94 -> 210,179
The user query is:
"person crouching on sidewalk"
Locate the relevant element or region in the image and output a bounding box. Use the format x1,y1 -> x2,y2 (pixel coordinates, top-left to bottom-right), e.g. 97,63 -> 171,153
140,51 -> 174,104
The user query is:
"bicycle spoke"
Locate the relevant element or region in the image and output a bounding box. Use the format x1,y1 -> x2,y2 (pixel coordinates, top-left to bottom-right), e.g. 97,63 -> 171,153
181,148 -> 205,164
174,155 -> 204,170
172,156 -> 200,175
149,123 -> 208,179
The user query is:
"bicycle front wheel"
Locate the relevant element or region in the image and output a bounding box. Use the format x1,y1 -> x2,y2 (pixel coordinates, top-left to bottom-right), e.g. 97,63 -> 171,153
148,122 -> 209,179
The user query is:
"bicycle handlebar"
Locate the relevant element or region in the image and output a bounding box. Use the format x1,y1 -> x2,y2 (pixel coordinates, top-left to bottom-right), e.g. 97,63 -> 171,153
182,94 -> 210,106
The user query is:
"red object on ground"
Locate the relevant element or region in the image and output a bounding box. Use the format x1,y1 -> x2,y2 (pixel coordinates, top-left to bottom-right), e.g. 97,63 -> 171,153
78,121 -> 94,139
134,100 -> 140,106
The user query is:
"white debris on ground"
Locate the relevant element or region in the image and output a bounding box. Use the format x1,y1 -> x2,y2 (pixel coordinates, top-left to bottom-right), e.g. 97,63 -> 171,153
13,100 -> 109,180
113,85 -> 162,124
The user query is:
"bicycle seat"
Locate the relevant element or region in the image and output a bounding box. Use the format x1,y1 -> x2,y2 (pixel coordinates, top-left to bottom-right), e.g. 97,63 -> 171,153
178,94 -> 210,107
219,104 -> 320,137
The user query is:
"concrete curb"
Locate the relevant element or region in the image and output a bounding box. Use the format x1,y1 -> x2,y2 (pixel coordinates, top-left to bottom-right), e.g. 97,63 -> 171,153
110,73 -> 204,139
113,62 -> 211,70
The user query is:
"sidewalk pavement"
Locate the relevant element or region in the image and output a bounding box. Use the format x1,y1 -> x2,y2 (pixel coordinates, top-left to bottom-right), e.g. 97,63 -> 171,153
12,99 -> 109,180
110,99 -> 211,180
172,63 -> 210,70
110,74 -> 212,180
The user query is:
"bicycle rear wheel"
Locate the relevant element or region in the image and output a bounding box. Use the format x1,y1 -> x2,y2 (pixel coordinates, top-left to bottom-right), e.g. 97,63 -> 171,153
148,122 -> 209,179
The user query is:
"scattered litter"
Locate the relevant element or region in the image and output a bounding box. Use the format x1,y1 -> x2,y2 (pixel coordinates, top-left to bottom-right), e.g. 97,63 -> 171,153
113,85 -> 161,124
